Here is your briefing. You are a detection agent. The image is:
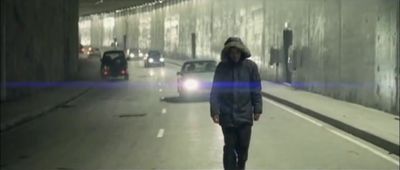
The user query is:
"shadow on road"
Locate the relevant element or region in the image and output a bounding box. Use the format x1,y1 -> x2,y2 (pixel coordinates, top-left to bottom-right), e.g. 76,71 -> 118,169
160,96 -> 209,103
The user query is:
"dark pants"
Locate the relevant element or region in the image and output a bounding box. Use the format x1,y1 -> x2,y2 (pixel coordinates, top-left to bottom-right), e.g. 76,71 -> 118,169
222,125 -> 252,170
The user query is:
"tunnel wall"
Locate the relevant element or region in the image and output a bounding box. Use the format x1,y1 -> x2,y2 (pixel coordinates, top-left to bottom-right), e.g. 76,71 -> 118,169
79,0 -> 399,115
3,0 -> 80,100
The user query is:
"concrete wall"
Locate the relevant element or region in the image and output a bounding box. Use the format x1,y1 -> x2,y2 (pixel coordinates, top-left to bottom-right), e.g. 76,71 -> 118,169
79,0 -> 399,115
1,0 -> 6,101
3,0 -> 80,100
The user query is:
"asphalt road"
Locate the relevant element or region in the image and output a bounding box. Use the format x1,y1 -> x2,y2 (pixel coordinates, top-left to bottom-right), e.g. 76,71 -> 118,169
1,58 -> 399,170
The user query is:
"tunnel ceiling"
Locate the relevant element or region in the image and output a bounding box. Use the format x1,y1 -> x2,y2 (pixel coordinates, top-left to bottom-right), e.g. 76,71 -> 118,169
79,0 -> 161,16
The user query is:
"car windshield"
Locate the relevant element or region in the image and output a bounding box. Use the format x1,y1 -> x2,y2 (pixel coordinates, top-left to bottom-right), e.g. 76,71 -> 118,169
148,51 -> 161,58
130,49 -> 139,53
182,61 -> 216,73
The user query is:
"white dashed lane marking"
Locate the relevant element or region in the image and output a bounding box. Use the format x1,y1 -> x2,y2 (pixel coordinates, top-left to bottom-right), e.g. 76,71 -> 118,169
157,129 -> 165,138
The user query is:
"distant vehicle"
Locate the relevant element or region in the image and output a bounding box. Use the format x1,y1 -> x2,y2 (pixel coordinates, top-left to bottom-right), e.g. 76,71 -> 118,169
87,47 -> 101,57
144,50 -> 165,67
100,50 -> 129,80
176,60 -> 217,97
81,46 -> 101,57
79,44 -> 84,53
80,46 -> 90,55
126,48 -> 145,61
138,49 -> 148,58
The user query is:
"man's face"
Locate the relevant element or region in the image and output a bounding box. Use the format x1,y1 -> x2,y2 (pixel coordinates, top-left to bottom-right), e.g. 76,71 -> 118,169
229,48 -> 241,63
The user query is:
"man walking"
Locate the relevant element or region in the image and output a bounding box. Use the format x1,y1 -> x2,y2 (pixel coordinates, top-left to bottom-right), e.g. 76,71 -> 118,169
210,37 -> 263,170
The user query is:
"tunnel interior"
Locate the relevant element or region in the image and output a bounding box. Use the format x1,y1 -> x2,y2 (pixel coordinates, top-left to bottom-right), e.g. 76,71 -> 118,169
0,0 -> 399,169
77,0 -> 399,115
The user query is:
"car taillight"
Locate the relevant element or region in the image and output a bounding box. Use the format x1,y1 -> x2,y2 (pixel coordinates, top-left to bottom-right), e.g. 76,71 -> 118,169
103,67 -> 109,75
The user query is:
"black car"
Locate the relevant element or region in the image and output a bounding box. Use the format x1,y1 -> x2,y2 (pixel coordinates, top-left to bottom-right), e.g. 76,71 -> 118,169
100,50 -> 129,80
144,50 -> 165,68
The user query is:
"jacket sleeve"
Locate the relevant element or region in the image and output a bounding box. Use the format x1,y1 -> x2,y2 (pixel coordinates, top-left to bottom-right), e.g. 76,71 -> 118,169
210,64 -> 222,117
251,63 -> 263,114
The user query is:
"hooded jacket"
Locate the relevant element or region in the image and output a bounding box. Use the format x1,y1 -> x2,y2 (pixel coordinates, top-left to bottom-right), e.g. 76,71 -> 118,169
210,37 -> 263,127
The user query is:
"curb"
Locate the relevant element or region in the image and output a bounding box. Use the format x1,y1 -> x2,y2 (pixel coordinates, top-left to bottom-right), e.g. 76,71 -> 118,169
0,88 -> 91,133
261,91 -> 399,156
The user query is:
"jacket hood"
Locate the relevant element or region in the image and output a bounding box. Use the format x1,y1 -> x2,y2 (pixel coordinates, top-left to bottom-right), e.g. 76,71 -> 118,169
220,37 -> 251,62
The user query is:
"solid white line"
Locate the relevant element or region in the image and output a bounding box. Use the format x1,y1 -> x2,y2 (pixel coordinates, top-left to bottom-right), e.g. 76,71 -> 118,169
161,108 -> 167,114
263,98 -> 323,127
157,129 -> 165,138
328,129 -> 399,166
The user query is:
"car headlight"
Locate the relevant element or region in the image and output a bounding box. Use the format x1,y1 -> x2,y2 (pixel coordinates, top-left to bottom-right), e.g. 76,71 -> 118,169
160,57 -> 165,62
149,58 -> 154,63
139,53 -> 143,57
129,53 -> 135,58
183,79 -> 199,91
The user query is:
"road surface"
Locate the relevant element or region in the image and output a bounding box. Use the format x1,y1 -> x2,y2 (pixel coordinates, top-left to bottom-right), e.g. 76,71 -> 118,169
1,58 -> 398,170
